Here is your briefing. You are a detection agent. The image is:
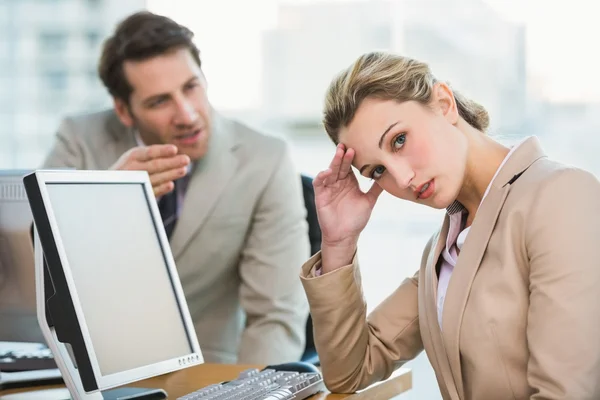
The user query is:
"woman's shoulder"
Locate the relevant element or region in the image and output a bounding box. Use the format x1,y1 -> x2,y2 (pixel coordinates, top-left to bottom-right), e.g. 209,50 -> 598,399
513,156 -> 600,201
507,157 -> 600,238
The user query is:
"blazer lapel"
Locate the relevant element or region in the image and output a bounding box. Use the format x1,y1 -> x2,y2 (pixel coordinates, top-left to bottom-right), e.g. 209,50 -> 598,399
440,136 -> 546,399
421,218 -> 461,399
443,185 -> 510,398
170,113 -> 239,259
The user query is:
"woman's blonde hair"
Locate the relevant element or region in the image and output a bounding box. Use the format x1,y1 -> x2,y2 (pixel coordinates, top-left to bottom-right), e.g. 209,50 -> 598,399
323,51 -> 490,143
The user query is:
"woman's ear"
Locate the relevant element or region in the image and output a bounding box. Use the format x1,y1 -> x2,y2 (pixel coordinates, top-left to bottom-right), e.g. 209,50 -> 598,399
433,82 -> 459,125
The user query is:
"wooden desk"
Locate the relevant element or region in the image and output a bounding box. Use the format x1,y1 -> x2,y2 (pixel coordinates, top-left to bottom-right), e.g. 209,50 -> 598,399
0,364 -> 412,399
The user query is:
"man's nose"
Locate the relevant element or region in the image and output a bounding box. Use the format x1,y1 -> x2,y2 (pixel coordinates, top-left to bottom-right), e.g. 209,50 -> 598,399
174,98 -> 198,126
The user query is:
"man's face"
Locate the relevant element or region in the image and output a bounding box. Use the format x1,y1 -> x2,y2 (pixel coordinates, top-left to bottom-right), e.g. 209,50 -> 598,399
114,47 -> 211,161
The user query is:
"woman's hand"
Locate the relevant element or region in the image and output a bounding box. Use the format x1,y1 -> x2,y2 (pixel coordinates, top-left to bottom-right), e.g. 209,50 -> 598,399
314,144 -> 383,273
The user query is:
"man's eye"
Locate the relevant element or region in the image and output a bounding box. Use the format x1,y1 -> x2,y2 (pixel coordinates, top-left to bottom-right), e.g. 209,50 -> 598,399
185,83 -> 198,91
150,98 -> 167,108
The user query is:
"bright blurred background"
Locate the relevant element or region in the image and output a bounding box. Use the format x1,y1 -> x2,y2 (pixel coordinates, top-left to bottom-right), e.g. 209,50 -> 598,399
2,0 -> 598,398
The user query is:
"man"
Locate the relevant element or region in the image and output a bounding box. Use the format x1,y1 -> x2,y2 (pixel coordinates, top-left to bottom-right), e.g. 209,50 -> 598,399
42,11 -> 310,365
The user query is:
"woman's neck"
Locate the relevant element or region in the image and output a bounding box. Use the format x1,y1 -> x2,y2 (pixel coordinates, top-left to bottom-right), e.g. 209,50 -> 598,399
456,127 -> 509,227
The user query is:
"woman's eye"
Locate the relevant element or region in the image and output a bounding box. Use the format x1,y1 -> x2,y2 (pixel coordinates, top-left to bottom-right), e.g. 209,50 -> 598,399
392,133 -> 406,150
371,165 -> 385,180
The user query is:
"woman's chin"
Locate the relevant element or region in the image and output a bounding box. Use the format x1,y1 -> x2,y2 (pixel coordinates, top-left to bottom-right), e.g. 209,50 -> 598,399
427,192 -> 457,210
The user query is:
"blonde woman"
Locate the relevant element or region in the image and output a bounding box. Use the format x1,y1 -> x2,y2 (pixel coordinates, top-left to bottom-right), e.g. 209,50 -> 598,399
300,51 -> 600,400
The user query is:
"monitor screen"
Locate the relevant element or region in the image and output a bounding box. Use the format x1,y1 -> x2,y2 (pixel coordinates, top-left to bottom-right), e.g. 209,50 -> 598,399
0,170 -> 41,343
44,182 -> 192,377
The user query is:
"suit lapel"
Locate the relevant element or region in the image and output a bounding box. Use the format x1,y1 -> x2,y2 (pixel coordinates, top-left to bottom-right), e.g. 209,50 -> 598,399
442,184 -> 510,398
440,136 -> 546,399
421,218 -> 461,399
170,113 -> 239,259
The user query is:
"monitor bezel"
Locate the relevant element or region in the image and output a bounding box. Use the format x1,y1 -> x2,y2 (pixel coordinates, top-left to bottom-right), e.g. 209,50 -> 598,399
28,169 -> 202,391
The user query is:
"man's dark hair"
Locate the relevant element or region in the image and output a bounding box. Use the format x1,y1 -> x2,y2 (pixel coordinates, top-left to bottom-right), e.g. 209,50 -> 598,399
98,11 -> 201,103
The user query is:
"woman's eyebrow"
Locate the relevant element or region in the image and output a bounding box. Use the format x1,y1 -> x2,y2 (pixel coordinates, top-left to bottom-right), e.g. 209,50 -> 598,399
378,121 -> 400,149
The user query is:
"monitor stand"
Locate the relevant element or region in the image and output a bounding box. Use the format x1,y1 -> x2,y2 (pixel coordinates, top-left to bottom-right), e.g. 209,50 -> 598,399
33,227 -> 167,400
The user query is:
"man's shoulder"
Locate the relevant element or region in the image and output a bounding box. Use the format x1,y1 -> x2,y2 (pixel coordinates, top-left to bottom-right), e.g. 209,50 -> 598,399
64,107 -> 114,122
59,108 -> 123,143
219,115 -> 290,162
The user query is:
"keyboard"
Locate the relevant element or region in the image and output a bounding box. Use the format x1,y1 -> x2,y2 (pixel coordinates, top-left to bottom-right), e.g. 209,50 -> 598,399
0,341 -> 56,372
0,368 -> 63,390
178,367 -> 325,400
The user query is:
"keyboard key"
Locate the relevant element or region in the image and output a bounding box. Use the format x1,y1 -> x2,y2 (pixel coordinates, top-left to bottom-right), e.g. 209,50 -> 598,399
176,368 -> 324,400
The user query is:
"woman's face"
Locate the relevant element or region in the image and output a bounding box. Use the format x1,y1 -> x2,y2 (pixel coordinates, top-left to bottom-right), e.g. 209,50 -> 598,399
339,85 -> 468,209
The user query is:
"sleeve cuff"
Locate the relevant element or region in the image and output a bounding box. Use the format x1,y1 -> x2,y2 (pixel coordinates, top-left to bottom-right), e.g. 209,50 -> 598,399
300,251 -> 325,279
300,250 -> 358,279
299,250 -> 363,315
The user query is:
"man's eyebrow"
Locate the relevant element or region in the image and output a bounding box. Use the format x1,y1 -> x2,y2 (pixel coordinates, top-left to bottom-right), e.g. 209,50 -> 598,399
182,76 -> 199,86
142,93 -> 170,106
141,76 -> 199,106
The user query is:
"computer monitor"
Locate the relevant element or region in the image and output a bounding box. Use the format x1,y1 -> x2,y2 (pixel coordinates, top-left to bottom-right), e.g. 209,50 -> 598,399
0,169 -> 43,343
24,170 -> 203,400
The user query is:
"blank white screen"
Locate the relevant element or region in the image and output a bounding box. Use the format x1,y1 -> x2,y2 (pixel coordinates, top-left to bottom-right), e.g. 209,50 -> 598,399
46,183 -> 191,376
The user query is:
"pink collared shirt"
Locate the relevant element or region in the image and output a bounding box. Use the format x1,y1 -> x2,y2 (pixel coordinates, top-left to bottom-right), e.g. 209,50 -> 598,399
436,138 -> 526,328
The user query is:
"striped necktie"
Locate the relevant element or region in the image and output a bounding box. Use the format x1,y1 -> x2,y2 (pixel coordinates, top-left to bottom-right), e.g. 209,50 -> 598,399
158,178 -> 184,239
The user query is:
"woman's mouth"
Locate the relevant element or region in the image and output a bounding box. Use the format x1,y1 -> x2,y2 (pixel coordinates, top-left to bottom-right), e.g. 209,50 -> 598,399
416,179 -> 435,200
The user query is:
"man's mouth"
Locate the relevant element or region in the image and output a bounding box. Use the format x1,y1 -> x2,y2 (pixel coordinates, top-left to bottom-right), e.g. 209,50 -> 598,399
175,129 -> 203,145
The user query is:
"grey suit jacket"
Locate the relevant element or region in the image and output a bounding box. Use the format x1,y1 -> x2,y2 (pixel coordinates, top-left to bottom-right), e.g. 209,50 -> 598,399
42,108 -> 311,364
301,137 -> 600,399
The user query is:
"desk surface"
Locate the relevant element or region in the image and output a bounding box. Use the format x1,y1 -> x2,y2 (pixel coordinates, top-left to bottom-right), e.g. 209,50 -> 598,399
0,364 -> 412,399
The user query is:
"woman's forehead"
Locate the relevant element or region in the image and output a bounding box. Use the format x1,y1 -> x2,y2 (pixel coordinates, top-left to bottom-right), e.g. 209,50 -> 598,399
343,100 -> 424,138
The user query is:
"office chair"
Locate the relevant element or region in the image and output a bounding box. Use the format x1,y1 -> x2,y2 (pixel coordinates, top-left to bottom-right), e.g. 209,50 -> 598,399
300,174 -> 320,365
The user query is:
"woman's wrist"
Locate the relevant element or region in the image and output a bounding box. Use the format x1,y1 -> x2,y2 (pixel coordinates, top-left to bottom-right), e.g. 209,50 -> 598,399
321,237 -> 358,274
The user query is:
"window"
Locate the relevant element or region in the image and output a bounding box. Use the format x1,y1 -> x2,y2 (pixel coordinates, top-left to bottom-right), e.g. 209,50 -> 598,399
43,70 -> 68,91
86,31 -> 101,48
38,32 -> 68,52
87,68 -> 99,85
86,0 -> 102,9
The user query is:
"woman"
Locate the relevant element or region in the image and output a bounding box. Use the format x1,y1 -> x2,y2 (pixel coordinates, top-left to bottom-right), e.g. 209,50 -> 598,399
300,51 -> 600,400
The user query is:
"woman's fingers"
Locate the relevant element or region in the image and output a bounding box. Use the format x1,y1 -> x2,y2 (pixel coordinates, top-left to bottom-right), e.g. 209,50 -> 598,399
313,168 -> 333,188
316,144 -> 356,188
325,144 -> 345,185
337,147 -> 355,180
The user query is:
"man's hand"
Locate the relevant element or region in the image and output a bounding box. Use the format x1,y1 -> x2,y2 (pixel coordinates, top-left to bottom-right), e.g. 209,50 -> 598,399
111,144 -> 191,197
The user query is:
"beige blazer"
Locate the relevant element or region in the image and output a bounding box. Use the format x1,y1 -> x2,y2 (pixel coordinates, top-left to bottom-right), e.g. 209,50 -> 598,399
43,109 -> 311,365
301,137 -> 600,400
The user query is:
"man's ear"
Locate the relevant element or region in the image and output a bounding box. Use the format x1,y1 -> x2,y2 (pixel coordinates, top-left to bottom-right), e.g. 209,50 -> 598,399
433,82 -> 459,125
113,98 -> 134,128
